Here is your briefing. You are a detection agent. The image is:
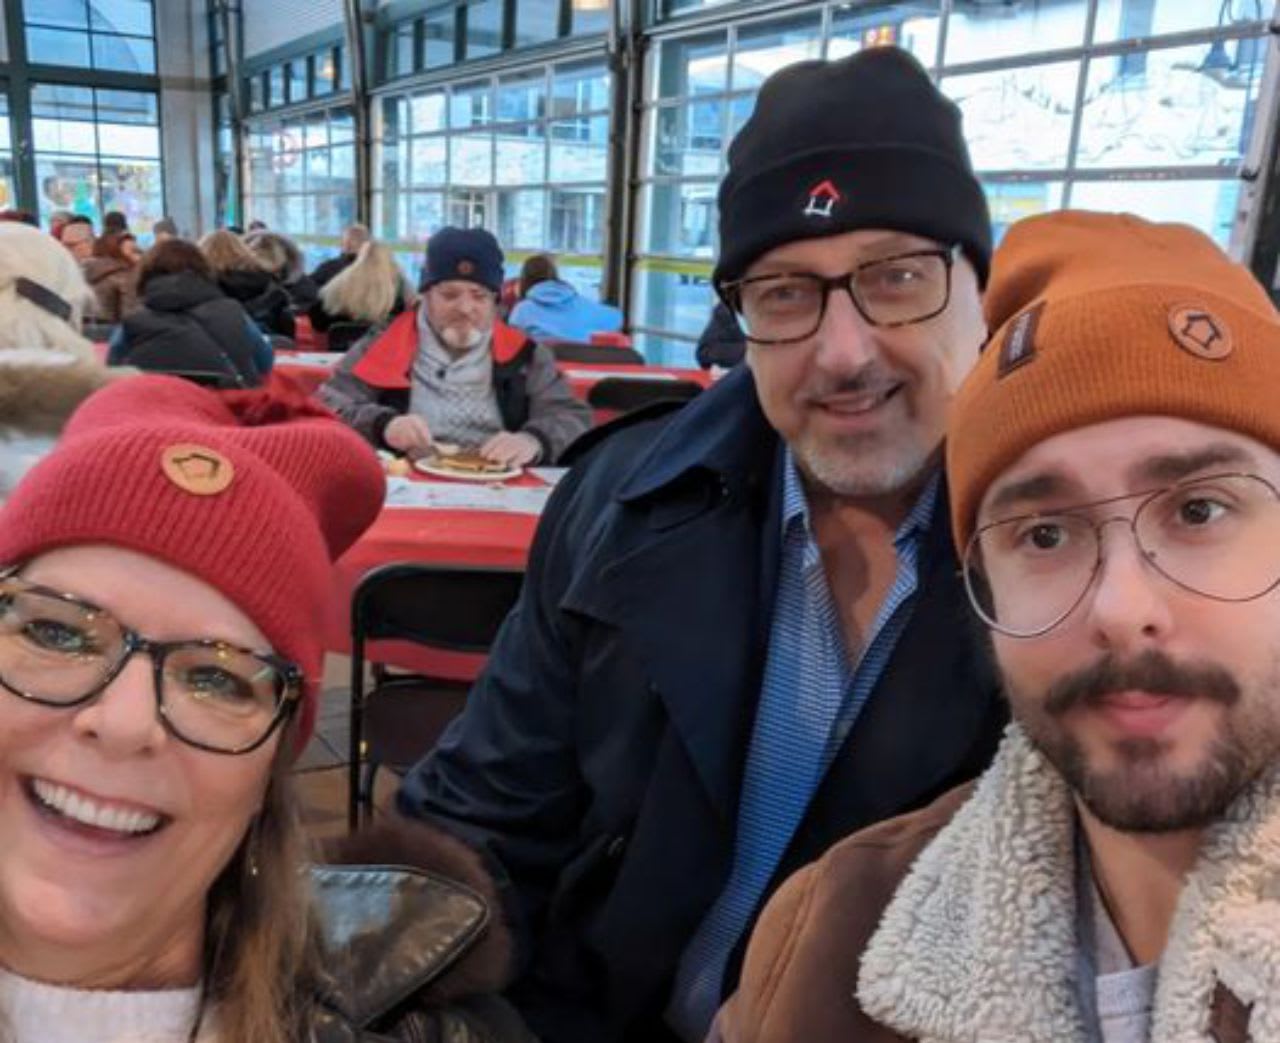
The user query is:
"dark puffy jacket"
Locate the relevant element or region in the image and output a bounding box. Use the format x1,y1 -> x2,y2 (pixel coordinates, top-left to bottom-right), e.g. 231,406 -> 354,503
114,272 -> 266,386
219,267 -> 296,339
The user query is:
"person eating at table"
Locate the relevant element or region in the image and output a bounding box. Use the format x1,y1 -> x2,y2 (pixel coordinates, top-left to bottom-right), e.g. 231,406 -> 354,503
0,373 -> 538,1042
395,46 -> 1006,1043
319,226 -> 590,468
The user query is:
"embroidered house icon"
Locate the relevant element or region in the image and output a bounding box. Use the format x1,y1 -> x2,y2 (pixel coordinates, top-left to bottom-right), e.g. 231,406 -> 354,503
803,180 -> 842,219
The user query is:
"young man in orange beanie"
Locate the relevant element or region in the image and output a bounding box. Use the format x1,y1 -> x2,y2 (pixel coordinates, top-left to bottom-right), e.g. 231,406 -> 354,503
713,210 -> 1280,1043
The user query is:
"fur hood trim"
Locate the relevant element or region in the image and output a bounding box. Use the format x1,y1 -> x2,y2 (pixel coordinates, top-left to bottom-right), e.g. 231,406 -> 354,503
0,350 -> 116,434
858,724 -> 1280,1043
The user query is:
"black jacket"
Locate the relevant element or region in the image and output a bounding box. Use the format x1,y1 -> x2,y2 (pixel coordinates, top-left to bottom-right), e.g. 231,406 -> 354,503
114,272 -> 265,386
219,267 -> 296,339
312,252 -> 356,288
398,366 -> 1008,1043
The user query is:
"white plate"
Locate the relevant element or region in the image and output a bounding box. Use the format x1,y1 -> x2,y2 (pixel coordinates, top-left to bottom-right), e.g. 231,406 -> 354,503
413,458 -> 523,483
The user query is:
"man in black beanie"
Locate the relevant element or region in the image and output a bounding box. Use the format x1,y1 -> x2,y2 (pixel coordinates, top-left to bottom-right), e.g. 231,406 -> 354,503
396,47 -> 1006,1043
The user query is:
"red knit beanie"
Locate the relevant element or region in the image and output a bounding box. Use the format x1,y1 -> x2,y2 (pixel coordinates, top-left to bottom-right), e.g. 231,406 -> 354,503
0,374 -> 385,749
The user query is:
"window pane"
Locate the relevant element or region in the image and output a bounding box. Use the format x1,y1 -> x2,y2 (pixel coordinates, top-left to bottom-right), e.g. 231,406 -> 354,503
1093,0 -> 1258,43
95,89 -> 157,125
30,0 -> 89,30
90,0 -> 154,36
288,59 -> 308,103
38,158 -> 101,225
944,0 -> 1089,64
550,188 -> 605,253
497,188 -> 546,248
942,62 -> 1079,171
305,113 -> 328,150
411,137 -> 448,185
331,107 -> 355,144
632,262 -> 713,361
92,33 -> 156,73
642,180 -> 717,256
658,32 -> 728,98
828,3 -> 939,64
451,82 -> 492,129
32,84 -> 95,121
33,117 -> 98,155
498,72 -> 545,124
571,2 -> 608,36
515,0 -> 559,48
424,10 -> 455,67
447,188 -> 490,228
632,330 -> 697,368
411,91 -> 447,133
315,49 -> 337,94
653,102 -> 723,177
27,27 -> 92,67
495,135 -> 546,185
983,179 -> 1067,242
732,15 -> 823,93
553,61 -> 610,116
465,0 -> 503,60
1070,178 -> 1240,246
96,123 -> 160,158
330,144 -> 355,181
269,67 -> 285,108
1075,42 -> 1265,170
407,191 -> 445,239
101,159 -> 163,230
450,133 -> 493,184
549,119 -> 607,181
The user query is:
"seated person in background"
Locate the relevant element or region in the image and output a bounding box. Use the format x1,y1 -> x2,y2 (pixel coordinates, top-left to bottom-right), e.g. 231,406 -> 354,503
48,210 -> 73,241
247,230 -> 319,312
82,231 -> 141,324
696,300 -> 747,370
0,222 -> 115,498
0,374 -> 538,1043
320,226 -> 590,467
152,216 -> 179,242
312,222 -> 370,288
508,253 -> 622,344
109,237 -> 271,386
308,240 -> 413,336
102,209 -> 128,236
714,212 -> 1280,1043
59,217 -> 94,263
200,229 -> 295,339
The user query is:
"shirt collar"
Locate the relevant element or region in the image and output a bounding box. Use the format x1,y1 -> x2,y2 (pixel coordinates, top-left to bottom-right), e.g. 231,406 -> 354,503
781,449 -> 940,553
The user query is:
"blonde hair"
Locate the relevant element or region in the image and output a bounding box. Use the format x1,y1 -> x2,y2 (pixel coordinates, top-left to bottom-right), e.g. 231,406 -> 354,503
199,229 -> 267,279
199,734 -> 322,1042
320,241 -> 412,325
0,223 -> 96,359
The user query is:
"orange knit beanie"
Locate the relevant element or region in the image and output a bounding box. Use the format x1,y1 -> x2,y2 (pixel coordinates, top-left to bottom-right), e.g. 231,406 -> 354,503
947,210 -> 1280,552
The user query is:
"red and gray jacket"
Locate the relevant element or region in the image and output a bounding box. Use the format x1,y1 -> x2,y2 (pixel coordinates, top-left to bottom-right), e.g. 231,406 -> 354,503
318,308 -> 591,463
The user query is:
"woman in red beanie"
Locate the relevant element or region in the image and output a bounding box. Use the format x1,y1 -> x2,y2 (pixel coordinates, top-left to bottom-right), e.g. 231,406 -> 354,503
0,375 -> 535,1043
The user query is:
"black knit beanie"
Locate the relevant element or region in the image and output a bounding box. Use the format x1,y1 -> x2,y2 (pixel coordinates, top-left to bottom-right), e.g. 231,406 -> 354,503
421,226 -> 505,293
714,47 -> 992,288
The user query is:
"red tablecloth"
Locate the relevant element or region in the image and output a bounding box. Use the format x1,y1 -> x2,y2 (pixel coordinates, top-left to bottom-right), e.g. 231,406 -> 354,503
325,473 -> 544,680
274,350 -> 344,394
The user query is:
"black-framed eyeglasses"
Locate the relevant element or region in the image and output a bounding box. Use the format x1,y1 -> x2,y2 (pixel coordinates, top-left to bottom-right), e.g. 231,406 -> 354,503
0,571 -> 301,754
716,244 -> 960,346
962,472 -> 1280,639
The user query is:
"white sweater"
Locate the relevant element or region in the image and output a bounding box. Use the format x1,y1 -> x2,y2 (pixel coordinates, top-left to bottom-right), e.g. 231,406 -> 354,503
0,967 -> 216,1043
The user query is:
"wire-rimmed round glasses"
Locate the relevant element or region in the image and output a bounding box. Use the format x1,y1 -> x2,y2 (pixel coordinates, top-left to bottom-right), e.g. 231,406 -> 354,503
962,473 -> 1280,639
716,244 -> 960,346
0,572 -> 301,754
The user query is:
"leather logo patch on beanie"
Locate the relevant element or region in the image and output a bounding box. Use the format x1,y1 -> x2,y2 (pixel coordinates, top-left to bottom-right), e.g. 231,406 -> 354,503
1168,303 -> 1233,361
803,179 -> 842,219
458,259 -> 475,276
997,301 -> 1045,378
160,443 -> 234,496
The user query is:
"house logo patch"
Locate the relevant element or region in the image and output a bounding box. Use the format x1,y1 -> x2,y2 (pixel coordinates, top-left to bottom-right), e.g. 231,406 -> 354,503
457,259 -> 476,276
1167,303 -> 1232,360
803,179 -> 842,219
160,444 -> 234,496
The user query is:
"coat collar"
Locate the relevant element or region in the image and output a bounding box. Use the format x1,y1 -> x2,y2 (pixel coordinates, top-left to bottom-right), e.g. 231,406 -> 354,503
350,308 -> 530,390
858,725 -> 1280,1043
616,365 -> 776,504
309,864 -> 488,1027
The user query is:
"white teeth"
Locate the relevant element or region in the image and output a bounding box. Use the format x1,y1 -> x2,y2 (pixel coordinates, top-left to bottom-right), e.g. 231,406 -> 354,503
30,779 -> 161,835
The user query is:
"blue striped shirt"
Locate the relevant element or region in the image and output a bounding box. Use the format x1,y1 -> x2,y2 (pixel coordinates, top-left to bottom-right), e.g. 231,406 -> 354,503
666,452 -> 939,1041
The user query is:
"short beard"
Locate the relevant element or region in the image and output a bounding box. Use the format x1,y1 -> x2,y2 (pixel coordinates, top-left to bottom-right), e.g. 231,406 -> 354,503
1009,649 -> 1280,833
438,324 -> 485,353
793,429 -> 934,499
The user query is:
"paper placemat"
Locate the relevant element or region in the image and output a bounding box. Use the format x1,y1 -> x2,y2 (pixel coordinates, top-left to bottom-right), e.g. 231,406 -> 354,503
384,477 -> 554,515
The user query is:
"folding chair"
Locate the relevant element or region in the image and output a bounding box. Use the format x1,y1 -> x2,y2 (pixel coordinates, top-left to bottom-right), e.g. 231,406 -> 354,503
347,562 -> 524,829
586,376 -> 704,416
549,341 -> 645,366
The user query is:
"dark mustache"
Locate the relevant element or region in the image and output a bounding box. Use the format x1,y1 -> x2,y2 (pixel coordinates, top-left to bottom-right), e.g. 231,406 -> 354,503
1043,650 -> 1240,717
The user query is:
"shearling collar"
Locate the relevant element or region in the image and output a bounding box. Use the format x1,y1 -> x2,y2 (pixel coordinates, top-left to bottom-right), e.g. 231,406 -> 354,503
0,349 -> 114,434
858,725 -> 1280,1043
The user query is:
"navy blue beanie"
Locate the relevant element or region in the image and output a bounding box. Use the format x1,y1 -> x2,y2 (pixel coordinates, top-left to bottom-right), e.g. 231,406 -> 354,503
714,47 -> 991,288
421,226 -> 505,293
